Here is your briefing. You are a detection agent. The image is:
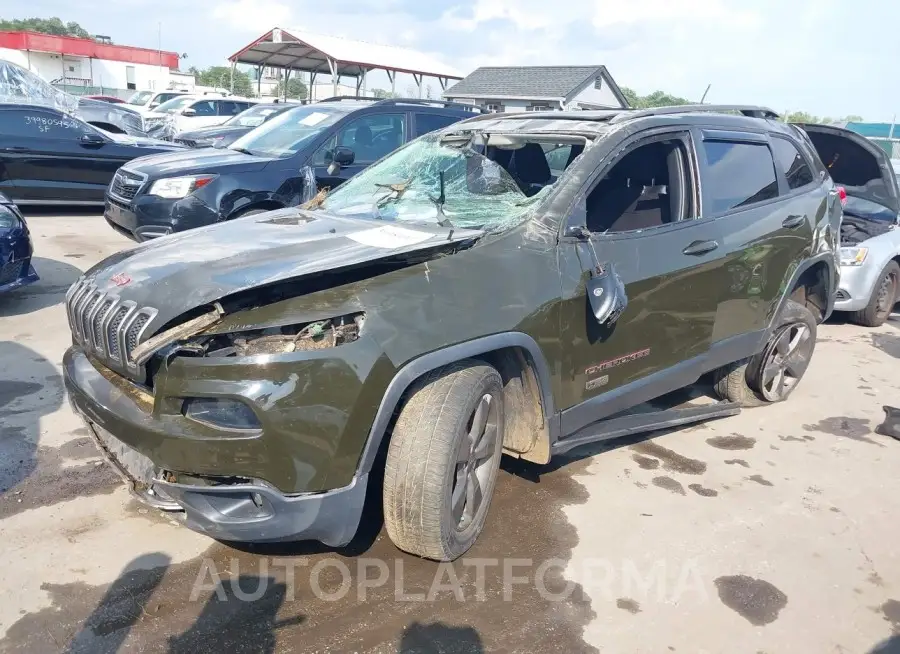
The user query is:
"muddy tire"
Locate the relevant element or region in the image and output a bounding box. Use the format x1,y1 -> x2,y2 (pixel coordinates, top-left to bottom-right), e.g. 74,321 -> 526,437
850,260 -> 899,328
383,360 -> 504,561
712,299 -> 817,406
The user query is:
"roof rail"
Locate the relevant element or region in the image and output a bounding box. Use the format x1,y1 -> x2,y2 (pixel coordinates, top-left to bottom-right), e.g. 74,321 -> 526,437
317,96 -> 484,113
609,104 -> 780,124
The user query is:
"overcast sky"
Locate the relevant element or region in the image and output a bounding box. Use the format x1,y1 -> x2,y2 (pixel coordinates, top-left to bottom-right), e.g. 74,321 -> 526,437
6,0 -> 899,121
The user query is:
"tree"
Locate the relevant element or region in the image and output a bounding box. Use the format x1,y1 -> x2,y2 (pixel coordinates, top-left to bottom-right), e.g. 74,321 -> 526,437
196,66 -> 253,97
0,17 -> 94,39
371,88 -> 397,99
275,77 -> 307,100
620,86 -> 691,109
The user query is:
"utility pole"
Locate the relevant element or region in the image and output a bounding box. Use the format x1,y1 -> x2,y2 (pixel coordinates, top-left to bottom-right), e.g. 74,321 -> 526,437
699,83 -> 711,104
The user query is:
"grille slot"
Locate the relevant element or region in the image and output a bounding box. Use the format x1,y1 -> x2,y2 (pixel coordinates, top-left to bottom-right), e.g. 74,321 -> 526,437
65,279 -> 157,372
108,169 -> 146,203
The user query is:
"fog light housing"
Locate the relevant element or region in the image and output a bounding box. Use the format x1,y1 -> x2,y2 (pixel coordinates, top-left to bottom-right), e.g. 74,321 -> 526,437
183,398 -> 261,431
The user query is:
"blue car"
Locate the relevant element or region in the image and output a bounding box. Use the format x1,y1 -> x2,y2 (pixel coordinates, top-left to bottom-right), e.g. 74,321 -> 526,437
0,193 -> 38,293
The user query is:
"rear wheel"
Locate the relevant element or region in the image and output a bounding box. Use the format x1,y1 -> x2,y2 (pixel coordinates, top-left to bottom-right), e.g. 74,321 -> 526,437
712,299 -> 817,406
850,260 -> 899,327
383,360 -> 504,561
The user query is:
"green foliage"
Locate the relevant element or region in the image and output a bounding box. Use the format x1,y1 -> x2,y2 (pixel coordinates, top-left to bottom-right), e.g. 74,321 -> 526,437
621,86 -> 691,109
275,77 -> 308,100
196,66 -> 253,97
782,112 -> 865,124
371,89 -> 397,99
0,16 -> 94,39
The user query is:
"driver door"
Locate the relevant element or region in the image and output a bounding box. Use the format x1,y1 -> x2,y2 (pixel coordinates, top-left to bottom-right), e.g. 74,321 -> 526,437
556,129 -> 727,433
312,113 -> 408,190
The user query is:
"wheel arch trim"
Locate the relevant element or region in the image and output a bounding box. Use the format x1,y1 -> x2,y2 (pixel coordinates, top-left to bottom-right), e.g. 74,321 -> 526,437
355,332 -> 557,476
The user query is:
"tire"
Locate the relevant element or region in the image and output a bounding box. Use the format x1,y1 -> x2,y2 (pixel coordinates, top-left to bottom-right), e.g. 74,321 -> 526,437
712,299 -> 817,406
383,360 -> 505,561
850,260 -> 899,328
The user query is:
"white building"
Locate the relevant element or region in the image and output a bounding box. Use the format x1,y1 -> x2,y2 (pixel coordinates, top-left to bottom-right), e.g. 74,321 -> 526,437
0,30 -> 182,95
443,65 -> 629,113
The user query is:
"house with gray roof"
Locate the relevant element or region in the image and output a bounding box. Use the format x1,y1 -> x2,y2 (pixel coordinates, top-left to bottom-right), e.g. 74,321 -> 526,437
442,65 -> 629,113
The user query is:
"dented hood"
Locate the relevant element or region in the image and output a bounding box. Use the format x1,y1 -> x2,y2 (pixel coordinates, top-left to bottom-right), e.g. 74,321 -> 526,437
78,208 -> 482,336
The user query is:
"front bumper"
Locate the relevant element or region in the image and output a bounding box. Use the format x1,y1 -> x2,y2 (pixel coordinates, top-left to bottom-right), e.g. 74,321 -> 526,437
833,262 -> 883,311
104,193 -> 220,242
65,346 -> 372,545
0,257 -> 38,293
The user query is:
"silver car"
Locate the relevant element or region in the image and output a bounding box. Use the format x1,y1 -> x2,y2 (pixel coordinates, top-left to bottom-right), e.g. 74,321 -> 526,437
802,125 -> 899,326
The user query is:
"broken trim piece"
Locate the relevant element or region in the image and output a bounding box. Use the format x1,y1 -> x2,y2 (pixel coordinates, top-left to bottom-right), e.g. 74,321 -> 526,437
131,303 -> 224,365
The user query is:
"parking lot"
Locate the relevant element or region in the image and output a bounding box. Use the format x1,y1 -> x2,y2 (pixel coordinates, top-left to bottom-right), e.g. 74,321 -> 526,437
1,212 -> 899,653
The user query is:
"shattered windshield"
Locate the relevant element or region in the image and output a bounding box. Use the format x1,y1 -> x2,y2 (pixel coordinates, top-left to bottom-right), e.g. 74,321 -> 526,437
319,135 -> 550,230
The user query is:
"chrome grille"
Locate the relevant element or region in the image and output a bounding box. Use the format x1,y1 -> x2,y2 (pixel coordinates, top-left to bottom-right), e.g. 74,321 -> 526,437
65,279 -> 157,371
108,169 -> 146,204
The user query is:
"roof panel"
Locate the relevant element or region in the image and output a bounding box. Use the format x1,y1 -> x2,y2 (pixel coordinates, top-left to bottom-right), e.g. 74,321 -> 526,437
443,66 -> 604,99
229,27 -> 464,80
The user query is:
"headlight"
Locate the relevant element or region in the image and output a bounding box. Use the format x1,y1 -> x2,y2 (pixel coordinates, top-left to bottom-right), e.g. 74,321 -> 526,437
183,398 -> 261,431
0,205 -> 21,229
148,175 -> 217,199
840,247 -> 869,267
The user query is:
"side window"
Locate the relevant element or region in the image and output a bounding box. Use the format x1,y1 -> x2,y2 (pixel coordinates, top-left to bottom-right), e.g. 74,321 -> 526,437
414,113 -> 459,138
584,138 -> 693,234
544,145 -> 573,176
189,100 -> 218,117
10,109 -> 89,139
701,140 -> 778,215
770,137 -> 814,190
314,113 -> 406,165
217,101 -> 239,116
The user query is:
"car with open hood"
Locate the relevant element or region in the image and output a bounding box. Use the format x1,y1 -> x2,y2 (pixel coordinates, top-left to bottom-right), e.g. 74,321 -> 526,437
102,97 -> 484,241
800,124 -> 900,326
65,105 -> 841,561
174,102 -> 294,148
0,192 -> 38,293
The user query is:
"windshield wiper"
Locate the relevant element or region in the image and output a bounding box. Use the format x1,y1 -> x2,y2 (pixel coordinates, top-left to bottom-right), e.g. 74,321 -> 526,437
429,170 -> 453,228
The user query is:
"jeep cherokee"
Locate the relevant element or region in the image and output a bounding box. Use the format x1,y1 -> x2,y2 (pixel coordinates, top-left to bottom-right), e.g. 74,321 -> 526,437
65,105 -> 843,562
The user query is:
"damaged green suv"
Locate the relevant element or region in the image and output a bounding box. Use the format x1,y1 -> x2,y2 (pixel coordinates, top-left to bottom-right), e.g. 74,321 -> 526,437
65,105 -> 841,561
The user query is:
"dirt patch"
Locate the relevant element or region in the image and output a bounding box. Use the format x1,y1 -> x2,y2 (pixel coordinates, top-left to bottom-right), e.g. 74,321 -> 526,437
779,436 -> 806,442
0,458 -> 599,653
616,598 -> 641,614
631,442 -> 706,475
706,435 -> 756,451
725,459 -> 750,468
802,417 -> 883,447
747,475 -> 774,487
879,600 -> 900,634
872,333 -> 900,359
869,572 -> 886,587
714,575 -> 788,626
631,454 -> 660,470
688,484 -> 718,498
652,476 -> 686,496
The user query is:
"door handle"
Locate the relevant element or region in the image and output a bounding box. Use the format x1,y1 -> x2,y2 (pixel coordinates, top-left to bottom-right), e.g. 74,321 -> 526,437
682,239 -> 719,256
782,214 -> 806,229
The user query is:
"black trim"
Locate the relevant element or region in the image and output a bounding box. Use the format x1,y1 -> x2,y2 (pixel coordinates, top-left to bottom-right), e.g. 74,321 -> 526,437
558,329 -> 765,438
356,332 -> 557,475
553,402 -> 741,455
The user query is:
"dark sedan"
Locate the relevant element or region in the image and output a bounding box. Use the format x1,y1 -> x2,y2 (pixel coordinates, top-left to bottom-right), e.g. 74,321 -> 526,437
173,102 -> 293,148
0,103 -> 184,206
0,193 -> 38,293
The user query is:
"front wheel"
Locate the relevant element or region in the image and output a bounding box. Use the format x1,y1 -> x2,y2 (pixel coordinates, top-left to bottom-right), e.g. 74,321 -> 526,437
850,260 -> 899,328
712,299 -> 817,406
383,360 -> 505,561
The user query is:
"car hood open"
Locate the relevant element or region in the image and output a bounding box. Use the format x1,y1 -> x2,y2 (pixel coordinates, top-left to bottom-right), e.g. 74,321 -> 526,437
77,208 -> 483,338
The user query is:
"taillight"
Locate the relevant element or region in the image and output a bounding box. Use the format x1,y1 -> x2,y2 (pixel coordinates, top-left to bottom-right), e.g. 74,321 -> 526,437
837,186 -> 847,205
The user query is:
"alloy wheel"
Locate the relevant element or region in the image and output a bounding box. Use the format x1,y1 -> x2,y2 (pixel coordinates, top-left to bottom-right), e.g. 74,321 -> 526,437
759,322 -> 814,402
450,393 -> 500,530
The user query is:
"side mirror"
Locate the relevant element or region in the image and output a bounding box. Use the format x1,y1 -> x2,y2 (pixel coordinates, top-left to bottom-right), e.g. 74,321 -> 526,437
182,108 -> 197,117
326,146 -> 355,175
149,102 -> 159,109
79,133 -> 106,147
587,264 -> 628,326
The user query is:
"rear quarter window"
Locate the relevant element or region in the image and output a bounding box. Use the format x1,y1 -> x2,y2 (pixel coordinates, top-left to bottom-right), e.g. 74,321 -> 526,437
414,112 -> 462,137
770,137 -> 814,190
701,140 -> 779,215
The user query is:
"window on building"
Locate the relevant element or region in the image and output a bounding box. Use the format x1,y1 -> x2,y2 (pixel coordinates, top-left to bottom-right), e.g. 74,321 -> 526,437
485,103 -> 504,113
770,137 -> 815,190
526,104 -> 551,112
701,140 -> 779,214
594,78 -> 603,90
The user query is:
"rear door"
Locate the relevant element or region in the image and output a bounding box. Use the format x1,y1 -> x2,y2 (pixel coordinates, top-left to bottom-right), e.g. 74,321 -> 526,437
695,129 -> 820,342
